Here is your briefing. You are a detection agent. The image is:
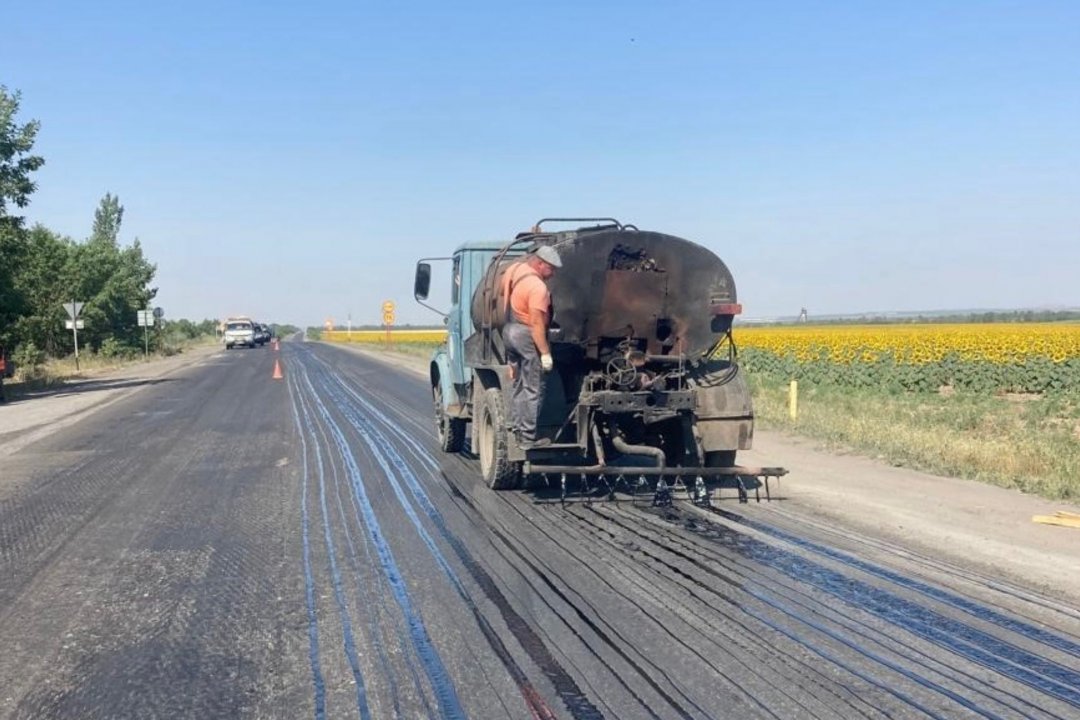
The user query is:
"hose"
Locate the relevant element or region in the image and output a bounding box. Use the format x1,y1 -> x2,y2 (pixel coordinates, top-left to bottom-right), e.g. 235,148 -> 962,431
611,435 -> 666,470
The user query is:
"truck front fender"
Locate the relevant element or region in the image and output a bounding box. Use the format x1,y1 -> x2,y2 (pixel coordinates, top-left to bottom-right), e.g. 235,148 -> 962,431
430,350 -> 464,416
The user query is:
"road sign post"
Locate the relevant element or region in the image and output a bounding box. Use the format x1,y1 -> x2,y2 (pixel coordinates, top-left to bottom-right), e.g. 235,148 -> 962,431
137,309 -> 154,359
382,300 -> 395,347
63,301 -> 85,371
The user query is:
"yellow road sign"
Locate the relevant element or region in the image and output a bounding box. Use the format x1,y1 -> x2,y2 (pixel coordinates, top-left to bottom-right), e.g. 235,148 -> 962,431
382,300 -> 395,314
383,311 -> 396,325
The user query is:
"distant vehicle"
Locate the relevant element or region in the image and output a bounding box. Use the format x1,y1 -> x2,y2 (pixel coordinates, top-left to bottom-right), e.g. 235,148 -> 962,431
253,323 -> 268,346
224,319 -> 257,349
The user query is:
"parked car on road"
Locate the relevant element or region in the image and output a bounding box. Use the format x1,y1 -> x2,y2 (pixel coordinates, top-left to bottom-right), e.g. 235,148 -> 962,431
224,319 -> 257,349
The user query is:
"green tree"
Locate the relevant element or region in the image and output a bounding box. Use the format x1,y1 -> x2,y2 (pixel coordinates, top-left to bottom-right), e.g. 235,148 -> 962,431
90,192 -> 123,245
70,194 -> 158,350
14,225 -> 75,355
0,86 -> 45,349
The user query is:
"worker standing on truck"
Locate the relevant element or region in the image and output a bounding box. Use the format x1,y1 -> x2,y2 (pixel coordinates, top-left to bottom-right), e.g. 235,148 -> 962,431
501,245 -> 562,448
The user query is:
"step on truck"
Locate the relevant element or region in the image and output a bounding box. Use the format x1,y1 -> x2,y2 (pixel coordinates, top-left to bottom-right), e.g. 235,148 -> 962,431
414,218 -> 785,503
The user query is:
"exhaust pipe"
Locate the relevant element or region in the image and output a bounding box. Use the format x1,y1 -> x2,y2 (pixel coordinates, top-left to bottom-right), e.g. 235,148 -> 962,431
611,435 -> 666,470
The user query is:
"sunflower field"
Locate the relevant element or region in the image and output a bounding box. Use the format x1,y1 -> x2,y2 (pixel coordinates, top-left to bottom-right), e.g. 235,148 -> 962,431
735,323 -> 1080,393
322,329 -> 448,344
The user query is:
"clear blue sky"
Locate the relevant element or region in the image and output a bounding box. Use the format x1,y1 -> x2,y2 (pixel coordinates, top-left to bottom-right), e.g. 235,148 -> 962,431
5,0 -> 1079,325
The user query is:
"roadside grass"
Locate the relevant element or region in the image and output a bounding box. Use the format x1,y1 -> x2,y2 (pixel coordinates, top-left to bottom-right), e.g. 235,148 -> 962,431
5,336 -> 219,398
750,376 -> 1080,500
378,341 -> 444,359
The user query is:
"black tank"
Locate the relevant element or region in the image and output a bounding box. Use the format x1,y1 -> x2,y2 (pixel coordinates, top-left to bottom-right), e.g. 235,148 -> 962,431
471,228 -> 739,360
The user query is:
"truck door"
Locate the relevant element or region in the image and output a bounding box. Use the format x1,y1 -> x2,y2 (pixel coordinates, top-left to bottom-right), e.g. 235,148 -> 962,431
447,254 -> 467,387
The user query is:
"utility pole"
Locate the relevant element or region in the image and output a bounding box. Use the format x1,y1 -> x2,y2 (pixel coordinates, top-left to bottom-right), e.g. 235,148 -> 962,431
74,313 -> 81,371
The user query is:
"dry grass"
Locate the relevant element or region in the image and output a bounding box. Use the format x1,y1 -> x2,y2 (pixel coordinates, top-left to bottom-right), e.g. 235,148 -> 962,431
751,376 -> 1080,500
7,337 -> 218,394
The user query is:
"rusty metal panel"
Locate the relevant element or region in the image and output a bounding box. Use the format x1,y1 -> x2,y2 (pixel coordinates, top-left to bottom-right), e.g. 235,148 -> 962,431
594,270 -> 668,350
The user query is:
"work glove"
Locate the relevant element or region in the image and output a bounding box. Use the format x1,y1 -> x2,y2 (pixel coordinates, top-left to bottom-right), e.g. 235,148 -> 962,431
540,353 -> 554,372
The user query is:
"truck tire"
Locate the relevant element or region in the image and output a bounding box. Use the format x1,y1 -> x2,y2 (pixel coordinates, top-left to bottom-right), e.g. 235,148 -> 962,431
434,384 -> 465,453
477,387 -> 520,490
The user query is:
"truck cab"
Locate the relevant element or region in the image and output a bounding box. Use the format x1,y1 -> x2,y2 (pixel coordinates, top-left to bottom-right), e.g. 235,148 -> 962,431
415,240 -> 516,454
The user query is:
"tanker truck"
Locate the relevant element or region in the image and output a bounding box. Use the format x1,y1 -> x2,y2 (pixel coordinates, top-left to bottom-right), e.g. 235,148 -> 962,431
414,218 -> 783,501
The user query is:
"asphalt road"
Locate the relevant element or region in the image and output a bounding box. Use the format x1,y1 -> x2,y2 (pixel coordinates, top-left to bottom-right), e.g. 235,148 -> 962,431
1,341 -> 1078,719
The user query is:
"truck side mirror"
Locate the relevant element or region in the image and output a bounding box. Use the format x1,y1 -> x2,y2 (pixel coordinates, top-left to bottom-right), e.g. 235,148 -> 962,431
414,263 -> 432,300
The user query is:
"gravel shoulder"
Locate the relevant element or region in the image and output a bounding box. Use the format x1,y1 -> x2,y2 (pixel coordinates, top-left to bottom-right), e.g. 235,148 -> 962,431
0,344 -> 224,459
327,341 -> 1080,603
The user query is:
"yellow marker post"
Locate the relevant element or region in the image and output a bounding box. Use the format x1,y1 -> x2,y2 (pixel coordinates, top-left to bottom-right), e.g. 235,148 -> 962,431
789,380 -> 798,421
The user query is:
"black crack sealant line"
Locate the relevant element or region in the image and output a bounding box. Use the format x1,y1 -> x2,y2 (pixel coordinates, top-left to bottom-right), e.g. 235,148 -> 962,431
760,504 -> 1080,627
715,508 -> 1080,661
569,508 -> 883,719
331,367 -> 704,720
597,506 -> 999,720
665,506 -> 1080,711
316,348 -> 936,719
325,361 -> 687,717
285,373 -> 327,720
299,369 -> 468,720
587,505 -> 1064,720
319,369 -> 609,716
599,506 -> 1057,720
294,382 -> 375,720
319,370 -> 591,720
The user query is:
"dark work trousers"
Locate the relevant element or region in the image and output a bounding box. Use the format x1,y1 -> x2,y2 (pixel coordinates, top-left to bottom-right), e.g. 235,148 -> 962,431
502,322 -> 544,442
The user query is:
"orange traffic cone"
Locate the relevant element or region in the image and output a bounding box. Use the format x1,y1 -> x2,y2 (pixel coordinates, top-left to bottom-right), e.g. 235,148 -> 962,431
272,358 -> 283,380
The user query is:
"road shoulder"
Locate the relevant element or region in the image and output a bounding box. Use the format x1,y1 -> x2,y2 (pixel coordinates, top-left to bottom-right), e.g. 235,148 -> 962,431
741,431 -> 1080,601
0,344 -> 224,458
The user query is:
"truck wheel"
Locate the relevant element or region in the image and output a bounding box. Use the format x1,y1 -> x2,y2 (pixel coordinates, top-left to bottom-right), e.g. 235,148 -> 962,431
477,387 -> 520,490
434,384 -> 465,453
